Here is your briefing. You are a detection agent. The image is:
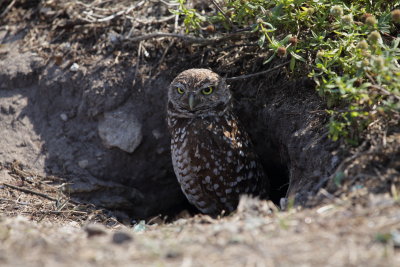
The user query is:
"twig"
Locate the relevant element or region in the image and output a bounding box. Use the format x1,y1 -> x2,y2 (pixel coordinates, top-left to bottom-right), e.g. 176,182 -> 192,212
78,1 -> 145,23
309,108 -> 370,114
369,84 -> 400,101
32,210 -> 88,215
157,39 -> 174,67
0,198 -> 29,205
210,0 -> 233,27
125,32 -> 245,44
365,72 -> 400,101
0,0 -> 16,19
132,41 -> 142,87
96,5 -> 135,22
226,61 -> 290,81
159,0 -> 179,6
2,183 -> 59,202
10,160 -> 38,180
318,188 -> 335,200
131,15 -> 176,25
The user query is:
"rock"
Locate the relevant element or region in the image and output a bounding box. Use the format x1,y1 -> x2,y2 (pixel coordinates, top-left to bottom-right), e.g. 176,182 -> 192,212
98,107 -> 143,153
164,250 -> 182,259
280,198 -> 288,210
84,223 -> 107,237
78,159 -> 89,169
60,113 -> 68,121
0,105 -> 8,114
133,220 -> 146,232
112,231 -> 133,244
152,129 -> 162,140
70,63 -> 79,72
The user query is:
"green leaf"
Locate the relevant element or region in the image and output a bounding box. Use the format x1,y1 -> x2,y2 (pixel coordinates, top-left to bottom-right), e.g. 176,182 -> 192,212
333,172 -> 345,187
258,34 -> 266,47
290,56 -> 296,71
290,51 -> 306,62
392,38 -> 400,49
263,53 -> 276,64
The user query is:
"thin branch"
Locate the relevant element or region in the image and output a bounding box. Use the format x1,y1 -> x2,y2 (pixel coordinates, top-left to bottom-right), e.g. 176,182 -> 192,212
132,41 -> 142,87
0,198 -> 29,205
32,210 -> 88,215
125,32 -> 245,44
365,72 -> 400,101
77,1 -> 145,23
2,183 -> 59,202
369,84 -> 400,101
0,0 -> 16,19
130,15 -> 176,25
309,108 -> 371,114
96,6 -> 132,22
226,61 -> 290,81
210,0 -> 233,27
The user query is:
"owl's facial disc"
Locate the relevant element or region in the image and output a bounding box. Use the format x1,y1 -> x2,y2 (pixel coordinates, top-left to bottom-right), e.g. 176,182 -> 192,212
169,69 -> 231,116
177,83 -> 216,111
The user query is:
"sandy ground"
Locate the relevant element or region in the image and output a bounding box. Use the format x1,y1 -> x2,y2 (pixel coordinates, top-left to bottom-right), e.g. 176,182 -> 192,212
1,165 -> 400,267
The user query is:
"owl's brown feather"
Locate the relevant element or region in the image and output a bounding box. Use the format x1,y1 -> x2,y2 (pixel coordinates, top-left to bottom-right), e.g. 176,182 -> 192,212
167,69 -> 269,215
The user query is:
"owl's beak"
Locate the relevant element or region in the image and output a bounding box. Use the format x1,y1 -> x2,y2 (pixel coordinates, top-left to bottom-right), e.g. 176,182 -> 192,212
188,94 -> 196,110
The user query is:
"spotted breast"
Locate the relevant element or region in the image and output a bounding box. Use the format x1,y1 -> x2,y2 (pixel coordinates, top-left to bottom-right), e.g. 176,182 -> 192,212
167,68 -> 269,215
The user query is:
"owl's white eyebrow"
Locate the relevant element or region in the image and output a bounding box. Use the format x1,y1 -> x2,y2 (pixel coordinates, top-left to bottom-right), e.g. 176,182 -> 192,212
172,83 -> 185,89
199,82 -> 217,89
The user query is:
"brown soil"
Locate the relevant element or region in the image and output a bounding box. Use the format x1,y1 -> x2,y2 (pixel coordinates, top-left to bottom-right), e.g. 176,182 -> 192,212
1,168 -> 399,266
0,1 -> 399,266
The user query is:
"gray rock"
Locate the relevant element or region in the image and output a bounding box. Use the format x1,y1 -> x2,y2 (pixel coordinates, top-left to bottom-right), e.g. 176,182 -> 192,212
98,107 -> 143,153
84,223 -> 107,237
70,63 -> 79,72
78,159 -> 89,169
60,113 -> 68,121
112,231 -> 133,244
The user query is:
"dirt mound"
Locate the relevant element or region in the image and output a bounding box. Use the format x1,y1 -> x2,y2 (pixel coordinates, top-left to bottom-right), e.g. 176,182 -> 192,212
0,0 -> 398,220
1,191 -> 399,266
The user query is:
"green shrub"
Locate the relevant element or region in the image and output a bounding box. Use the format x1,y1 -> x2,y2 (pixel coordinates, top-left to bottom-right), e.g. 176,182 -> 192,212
172,0 -> 400,144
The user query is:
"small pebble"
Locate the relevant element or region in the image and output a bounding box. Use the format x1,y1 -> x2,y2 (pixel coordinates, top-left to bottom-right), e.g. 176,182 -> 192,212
152,129 -> 162,140
84,223 -> 107,237
391,230 -> 400,247
60,113 -> 68,121
78,159 -> 89,169
165,250 -> 182,259
133,220 -> 146,232
0,105 -> 8,114
8,105 -> 16,114
112,231 -> 133,244
70,63 -> 79,72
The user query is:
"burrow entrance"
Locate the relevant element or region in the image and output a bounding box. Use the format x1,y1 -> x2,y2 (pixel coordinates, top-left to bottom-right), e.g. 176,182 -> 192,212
0,41 -> 340,219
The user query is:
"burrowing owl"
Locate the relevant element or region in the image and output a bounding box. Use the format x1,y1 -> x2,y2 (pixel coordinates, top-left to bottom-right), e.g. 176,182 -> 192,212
167,69 -> 269,215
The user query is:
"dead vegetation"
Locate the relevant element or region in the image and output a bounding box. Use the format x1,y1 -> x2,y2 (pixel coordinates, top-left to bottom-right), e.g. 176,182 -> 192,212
0,161 -> 118,225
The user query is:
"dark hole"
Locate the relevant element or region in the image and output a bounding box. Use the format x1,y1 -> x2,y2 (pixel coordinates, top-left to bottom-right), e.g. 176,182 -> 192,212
265,162 -> 290,206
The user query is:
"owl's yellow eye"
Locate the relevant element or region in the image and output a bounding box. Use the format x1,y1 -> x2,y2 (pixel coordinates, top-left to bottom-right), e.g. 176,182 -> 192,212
176,87 -> 184,94
201,86 -> 214,95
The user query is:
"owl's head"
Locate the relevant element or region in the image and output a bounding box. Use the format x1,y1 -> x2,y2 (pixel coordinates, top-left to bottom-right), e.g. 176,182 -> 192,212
168,69 -> 231,117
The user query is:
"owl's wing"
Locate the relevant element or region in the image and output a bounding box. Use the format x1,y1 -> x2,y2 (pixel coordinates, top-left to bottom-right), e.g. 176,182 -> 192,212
192,116 -> 267,213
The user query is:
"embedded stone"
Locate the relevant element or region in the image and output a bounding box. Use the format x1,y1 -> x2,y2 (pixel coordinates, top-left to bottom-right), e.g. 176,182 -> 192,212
98,107 -> 142,153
